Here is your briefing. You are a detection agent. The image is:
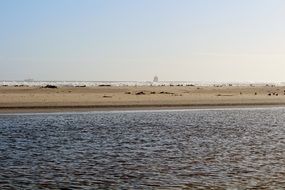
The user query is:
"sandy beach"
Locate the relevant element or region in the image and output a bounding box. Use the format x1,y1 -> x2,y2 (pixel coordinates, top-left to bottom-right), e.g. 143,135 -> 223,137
1,85 -> 285,113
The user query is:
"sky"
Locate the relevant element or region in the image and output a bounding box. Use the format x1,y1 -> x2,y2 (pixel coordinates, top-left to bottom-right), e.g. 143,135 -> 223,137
0,0 -> 285,82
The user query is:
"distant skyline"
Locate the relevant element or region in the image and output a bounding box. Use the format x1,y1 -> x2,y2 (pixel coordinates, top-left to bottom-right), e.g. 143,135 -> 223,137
1,0 -> 285,82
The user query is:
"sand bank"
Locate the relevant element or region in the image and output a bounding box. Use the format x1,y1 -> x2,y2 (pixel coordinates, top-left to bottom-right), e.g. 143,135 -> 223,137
1,85 -> 285,113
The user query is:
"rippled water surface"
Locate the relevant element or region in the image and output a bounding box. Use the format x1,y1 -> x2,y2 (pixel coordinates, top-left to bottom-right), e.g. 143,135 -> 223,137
1,108 -> 285,189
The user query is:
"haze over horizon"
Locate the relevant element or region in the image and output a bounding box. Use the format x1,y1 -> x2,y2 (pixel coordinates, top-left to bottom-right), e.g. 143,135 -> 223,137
1,0 -> 285,82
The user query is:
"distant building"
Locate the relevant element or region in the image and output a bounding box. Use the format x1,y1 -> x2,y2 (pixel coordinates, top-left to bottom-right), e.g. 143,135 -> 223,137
153,76 -> 158,82
24,78 -> 34,82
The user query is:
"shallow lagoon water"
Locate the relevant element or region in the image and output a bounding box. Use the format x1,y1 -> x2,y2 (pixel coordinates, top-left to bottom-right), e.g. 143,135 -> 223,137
1,108 -> 285,189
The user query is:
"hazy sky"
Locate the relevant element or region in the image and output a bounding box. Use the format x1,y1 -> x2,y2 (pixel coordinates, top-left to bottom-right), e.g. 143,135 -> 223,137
1,0 -> 285,82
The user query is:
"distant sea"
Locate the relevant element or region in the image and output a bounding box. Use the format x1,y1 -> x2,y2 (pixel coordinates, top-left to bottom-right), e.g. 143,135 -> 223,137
0,80 -> 283,87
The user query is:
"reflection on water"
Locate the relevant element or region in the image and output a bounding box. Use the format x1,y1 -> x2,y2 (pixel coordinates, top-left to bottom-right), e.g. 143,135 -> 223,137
1,108 -> 285,189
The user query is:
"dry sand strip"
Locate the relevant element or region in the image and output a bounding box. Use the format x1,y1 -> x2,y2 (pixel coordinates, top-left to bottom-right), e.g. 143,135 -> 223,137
1,85 -> 285,113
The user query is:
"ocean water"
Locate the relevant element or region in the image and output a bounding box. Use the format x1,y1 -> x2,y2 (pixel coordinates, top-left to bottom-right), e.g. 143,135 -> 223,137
0,80 -> 282,87
1,108 -> 285,189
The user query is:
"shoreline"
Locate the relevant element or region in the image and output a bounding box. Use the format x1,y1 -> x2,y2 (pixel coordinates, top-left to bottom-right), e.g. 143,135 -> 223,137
1,103 -> 285,114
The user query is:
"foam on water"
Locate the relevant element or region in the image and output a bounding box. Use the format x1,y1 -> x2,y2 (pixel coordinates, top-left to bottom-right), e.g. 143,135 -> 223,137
0,80 -> 284,87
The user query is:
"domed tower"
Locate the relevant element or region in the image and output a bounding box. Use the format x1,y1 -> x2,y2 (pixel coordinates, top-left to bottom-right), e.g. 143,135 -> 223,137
153,76 -> 158,82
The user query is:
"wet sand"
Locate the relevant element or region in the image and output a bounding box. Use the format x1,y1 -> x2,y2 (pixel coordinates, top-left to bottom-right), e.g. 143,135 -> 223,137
1,85 -> 285,113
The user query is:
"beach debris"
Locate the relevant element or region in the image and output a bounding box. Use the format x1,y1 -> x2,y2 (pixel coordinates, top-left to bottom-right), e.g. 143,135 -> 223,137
43,85 -> 57,89
186,84 -> 195,87
125,92 -> 131,94
150,91 -> 156,94
103,95 -> 112,98
240,92 -> 242,95
98,84 -> 111,87
216,94 -> 233,96
136,91 -> 145,95
254,92 -> 257,95
265,84 -> 275,87
268,93 -> 271,96
159,91 -> 174,95
75,85 -> 86,88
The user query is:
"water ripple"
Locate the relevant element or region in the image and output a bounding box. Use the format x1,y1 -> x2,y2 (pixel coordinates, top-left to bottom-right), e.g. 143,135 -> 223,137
1,108 -> 285,189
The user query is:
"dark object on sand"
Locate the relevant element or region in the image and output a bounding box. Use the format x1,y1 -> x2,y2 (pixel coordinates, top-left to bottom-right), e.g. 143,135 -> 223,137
99,84 -> 111,87
254,92 -> 257,95
150,91 -> 156,94
103,95 -> 112,98
217,94 -> 233,97
75,85 -> 86,88
136,91 -> 145,95
125,92 -> 131,94
268,93 -> 271,96
159,91 -> 174,95
43,85 -> 57,89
